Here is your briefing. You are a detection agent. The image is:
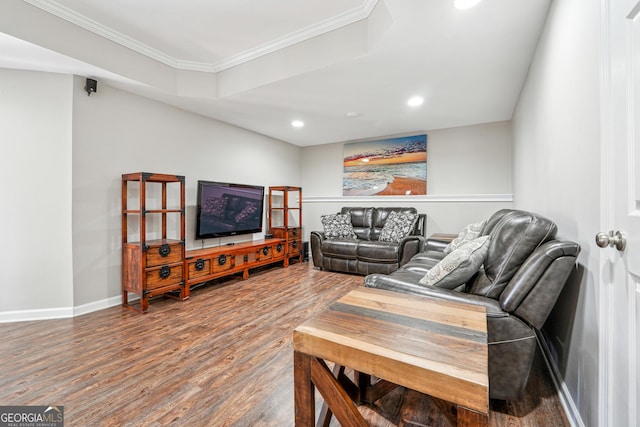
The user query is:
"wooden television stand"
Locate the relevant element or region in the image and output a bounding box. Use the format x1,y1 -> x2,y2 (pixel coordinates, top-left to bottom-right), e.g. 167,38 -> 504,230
185,238 -> 287,289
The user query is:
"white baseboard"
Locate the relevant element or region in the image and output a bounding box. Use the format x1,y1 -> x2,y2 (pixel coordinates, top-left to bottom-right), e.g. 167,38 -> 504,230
73,295 -> 125,317
0,294 -> 137,323
536,332 -> 585,427
0,306 -> 74,323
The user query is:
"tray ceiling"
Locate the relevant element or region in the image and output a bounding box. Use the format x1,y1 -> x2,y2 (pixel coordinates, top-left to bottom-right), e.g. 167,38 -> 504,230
0,0 -> 551,146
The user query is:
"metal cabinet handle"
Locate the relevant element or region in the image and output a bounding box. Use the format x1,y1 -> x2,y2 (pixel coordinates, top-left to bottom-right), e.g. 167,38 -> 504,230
159,266 -> 171,279
159,244 -> 171,257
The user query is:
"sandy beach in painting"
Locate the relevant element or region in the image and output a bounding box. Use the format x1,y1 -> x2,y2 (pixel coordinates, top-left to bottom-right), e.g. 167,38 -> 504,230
342,162 -> 427,196
376,176 -> 426,195
342,134 -> 427,196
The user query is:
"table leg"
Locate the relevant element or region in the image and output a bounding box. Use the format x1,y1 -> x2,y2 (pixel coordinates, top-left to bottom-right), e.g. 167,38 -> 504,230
456,406 -> 488,427
317,364 -> 345,427
310,358 -> 367,427
294,351 -> 315,427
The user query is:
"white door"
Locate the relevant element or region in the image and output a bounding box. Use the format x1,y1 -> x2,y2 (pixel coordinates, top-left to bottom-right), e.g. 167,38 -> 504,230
601,0 -> 640,426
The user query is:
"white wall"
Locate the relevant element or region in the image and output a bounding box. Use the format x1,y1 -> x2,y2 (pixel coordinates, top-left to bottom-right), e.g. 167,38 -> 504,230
0,70 -> 301,319
301,121 -> 513,239
512,0 -> 601,425
0,69 -> 74,317
71,76 -> 301,309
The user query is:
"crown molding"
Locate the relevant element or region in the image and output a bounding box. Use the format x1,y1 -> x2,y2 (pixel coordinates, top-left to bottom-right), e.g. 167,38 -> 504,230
22,0 -> 179,68
208,0 -> 379,72
23,0 -> 379,73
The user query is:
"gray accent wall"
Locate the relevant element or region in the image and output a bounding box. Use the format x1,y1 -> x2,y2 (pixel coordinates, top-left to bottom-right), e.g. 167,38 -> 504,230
0,69 -> 74,314
0,70 -> 301,319
512,0 -> 601,425
301,121 -> 514,240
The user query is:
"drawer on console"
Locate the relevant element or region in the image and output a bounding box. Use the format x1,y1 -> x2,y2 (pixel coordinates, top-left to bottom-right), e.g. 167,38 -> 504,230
211,253 -> 233,273
272,242 -> 285,258
273,228 -> 301,240
146,242 -> 183,267
287,228 -> 301,240
145,263 -> 183,289
288,240 -> 302,255
187,257 -> 210,279
256,245 -> 273,261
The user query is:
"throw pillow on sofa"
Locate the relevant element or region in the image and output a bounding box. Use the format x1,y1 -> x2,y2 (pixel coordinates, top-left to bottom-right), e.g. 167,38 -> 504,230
379,211 -> 418,243
321,213 -> 357,239
419,235 -> 490,289
443,220 -> 487,254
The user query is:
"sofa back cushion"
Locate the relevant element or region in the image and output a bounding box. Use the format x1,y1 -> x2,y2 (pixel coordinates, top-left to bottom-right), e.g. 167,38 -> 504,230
467,210 -> 557,299
500,240 -> 580,326
340,207 -> 421,241
341,207 -> 374,240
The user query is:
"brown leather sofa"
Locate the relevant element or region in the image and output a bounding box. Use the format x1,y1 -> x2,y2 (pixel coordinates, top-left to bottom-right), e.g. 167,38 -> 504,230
310,207 -> 426,275
364,209 -> 580,401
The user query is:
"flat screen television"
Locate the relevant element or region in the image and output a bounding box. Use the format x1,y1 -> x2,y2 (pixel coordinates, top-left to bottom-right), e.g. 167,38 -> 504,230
195,180 -> 265,239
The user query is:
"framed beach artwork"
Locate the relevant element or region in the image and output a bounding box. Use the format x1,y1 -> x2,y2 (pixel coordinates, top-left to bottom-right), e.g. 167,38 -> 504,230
343,134 -> 427,196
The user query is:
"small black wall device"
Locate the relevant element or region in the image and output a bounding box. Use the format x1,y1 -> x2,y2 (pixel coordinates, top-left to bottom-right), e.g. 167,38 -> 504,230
85,78 -> 97,96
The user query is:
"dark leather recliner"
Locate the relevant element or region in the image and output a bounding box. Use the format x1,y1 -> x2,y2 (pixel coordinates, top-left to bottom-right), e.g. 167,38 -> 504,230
310,207 -> 426,275
364,209 -> 580,401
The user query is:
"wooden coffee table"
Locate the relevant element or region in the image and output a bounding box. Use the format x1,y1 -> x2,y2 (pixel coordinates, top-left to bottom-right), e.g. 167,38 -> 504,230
293,287 -> 489,426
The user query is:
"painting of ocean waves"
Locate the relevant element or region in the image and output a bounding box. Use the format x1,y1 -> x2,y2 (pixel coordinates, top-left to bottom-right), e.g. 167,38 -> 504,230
343,162 -> 427,196
343,134 -> 427,196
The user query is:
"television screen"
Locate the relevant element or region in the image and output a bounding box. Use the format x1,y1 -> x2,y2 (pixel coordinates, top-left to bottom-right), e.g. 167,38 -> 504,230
195,180 -> 265,239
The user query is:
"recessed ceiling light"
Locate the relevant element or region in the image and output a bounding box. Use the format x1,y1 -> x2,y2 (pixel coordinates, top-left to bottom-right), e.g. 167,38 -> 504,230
291,120 -> 304,128
407,96 -> 424,107
346,112 -> 362,119
454,0 -> 482,10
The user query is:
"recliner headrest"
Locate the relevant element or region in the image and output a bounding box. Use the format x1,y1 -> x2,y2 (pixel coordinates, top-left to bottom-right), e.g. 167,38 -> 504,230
467,210 -> 557,299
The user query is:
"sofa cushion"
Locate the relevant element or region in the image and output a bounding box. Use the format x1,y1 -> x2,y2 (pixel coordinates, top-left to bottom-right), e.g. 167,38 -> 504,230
372,208 -> 418,240
419,235 -> 490,289
444,220 -> 486,254
341,207 -> 374,240
400,250 -> 447,275
321,238 -> 359,259
379,211 -> 419,243
468,210 -> 557,299
321,213 -> 357,239
357,240 -> 401,263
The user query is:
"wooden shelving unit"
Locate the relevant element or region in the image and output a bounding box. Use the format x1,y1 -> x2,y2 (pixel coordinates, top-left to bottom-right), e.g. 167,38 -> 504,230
268,186 -> 302,266
121,172 -> 187,313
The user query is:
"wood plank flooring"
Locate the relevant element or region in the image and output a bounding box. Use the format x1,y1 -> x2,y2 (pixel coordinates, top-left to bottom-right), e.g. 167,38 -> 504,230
0,262 -> 570,426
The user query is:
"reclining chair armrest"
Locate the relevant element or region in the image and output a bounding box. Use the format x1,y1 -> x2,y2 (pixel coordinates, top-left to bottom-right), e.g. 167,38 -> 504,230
310,231 -> 326,269
364,272 -> 507,317
424,233 -> 457,252
397,236 -> 426,266
414,213 -> 427,237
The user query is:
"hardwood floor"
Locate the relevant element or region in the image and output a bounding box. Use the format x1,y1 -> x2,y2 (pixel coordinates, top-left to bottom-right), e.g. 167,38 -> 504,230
0,262 -> 570,427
